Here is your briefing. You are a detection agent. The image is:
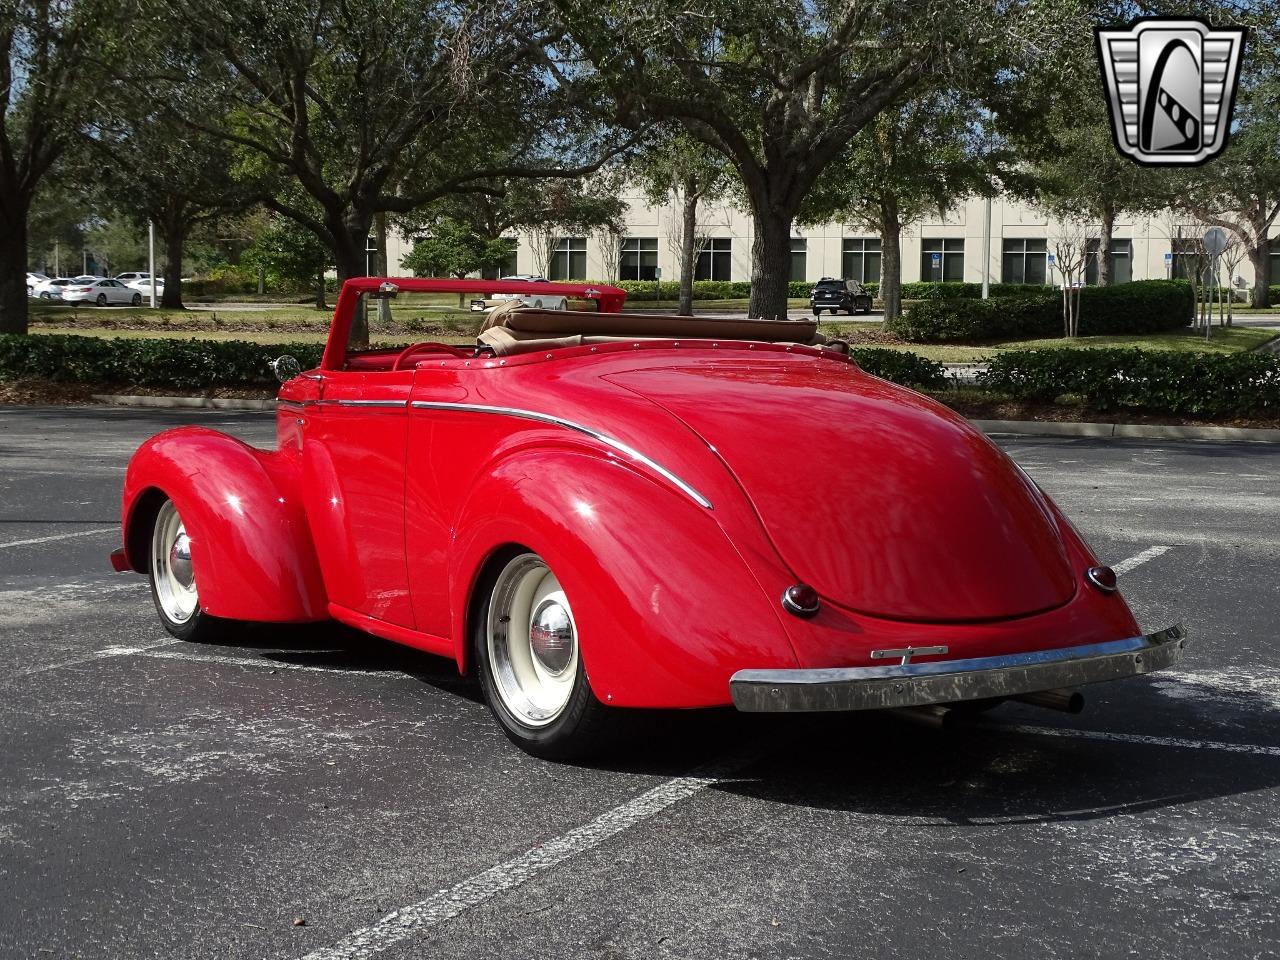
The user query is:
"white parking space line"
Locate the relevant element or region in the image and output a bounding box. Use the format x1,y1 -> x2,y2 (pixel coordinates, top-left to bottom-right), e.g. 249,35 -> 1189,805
0,527 -> 117,550
1112,545 -> 1172,575
135,648 -> 412,677
301,747 -> 767,960
6,640 -> 180,682
999,724 -> 1280,758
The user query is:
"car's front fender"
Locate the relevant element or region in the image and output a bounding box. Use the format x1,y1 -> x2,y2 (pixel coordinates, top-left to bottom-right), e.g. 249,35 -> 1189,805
447,447 -> 799,709
121,427 -> 328,622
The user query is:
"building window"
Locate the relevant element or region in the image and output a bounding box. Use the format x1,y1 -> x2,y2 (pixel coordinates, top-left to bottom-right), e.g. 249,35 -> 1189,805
789,238 -> 807,282
1085,239 -> 1132,285
1001,238 -> 1048,285
841,238 -> 881,284
1269,248 -> 1280,287
498,238 -> 518,277
366,234 -> 379,276
695,238 -> 732,281
1170,238 -> 1201,280
550,237 -> 587,280
921,238 -> 965,282
620,237 -> 659,281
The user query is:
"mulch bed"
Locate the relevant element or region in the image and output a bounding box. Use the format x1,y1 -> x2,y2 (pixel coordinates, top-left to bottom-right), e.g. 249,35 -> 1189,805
0,380 -> 276,406
931,391 -> 1280,430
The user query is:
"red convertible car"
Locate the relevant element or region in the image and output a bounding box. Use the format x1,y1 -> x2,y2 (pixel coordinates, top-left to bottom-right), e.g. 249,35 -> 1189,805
111,277 -> 1187,757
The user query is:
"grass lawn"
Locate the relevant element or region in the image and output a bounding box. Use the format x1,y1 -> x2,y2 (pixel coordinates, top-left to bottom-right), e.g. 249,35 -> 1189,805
820,322 -> 1277,362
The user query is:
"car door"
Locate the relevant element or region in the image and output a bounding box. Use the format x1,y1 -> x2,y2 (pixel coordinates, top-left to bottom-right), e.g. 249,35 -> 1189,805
301,367 -> 417,628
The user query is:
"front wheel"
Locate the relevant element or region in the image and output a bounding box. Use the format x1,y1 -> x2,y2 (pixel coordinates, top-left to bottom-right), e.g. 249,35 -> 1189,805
148,498 -> 224,641
131,293 -> 142,306
39,292 -> 49,300
474,551 -> 615,759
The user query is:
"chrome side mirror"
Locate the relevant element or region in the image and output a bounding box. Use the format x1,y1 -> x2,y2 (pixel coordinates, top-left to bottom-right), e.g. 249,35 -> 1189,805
271,355 -> 301,383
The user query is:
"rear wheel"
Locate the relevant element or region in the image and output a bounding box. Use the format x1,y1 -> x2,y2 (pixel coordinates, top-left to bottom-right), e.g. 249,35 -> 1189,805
95,293 -> 107,306
148,498 -> 223,641
474,551 -> 615,759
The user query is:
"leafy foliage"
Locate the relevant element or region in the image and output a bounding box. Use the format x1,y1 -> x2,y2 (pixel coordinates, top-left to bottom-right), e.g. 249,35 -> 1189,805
888,281 -> 1194,343
977,349 -> 1280,418
849,349 -> 947,390
0,335 -> 325,388
402,220 -> 514,279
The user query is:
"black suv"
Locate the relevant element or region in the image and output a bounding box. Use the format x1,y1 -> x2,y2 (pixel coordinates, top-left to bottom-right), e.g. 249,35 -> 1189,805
809,278 -> 873,316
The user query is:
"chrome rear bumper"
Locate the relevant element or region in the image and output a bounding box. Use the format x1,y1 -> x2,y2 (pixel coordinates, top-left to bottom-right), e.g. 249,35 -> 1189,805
729,624 -> 1188,713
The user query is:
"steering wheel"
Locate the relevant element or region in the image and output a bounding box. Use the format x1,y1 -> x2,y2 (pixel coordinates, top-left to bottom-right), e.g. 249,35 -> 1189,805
392,342 -> 472,371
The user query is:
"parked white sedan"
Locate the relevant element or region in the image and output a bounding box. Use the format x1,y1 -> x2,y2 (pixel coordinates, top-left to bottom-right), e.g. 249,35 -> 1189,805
60,278 -> 144,306
31,277 -> 77,299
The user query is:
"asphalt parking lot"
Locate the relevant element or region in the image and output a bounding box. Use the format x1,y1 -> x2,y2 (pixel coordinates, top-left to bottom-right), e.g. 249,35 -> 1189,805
2,405 -> 1279,960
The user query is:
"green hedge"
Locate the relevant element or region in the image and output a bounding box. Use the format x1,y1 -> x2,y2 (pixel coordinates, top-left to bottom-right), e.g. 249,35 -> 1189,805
850,348 -> 946,389
612,280 -> 755,301
0,334 -> 324,389
898,281 -> 1057,300
978,348 -> 1280,418
0,333 -> 950,393
887,280 -> 1193,343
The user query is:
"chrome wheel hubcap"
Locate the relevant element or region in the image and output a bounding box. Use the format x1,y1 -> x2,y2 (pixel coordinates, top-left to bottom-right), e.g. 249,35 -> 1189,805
151,500 -> 198,624
487,555 -> 578,726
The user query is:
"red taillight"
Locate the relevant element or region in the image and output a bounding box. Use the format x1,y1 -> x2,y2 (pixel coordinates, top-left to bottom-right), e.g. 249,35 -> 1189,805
76,286 -> 92,292
781,583 -> 821,618
1086,566 -> 1118,593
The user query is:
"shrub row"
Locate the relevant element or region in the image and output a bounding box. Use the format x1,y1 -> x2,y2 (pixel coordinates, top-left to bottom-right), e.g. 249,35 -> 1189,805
978,348 -> 1280,418
0,334 -> 324,389
849,348 -> 947,389
0,333 -> 949,393
887,280 -> 1193,342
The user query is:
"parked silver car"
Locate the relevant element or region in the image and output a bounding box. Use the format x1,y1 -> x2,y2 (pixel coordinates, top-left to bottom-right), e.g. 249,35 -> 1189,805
60,278 -> 144,306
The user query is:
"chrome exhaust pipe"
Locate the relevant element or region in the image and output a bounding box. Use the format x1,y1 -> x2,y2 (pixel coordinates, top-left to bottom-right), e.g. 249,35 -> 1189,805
887,705 -> 960,730
1012,688 -> 1085,714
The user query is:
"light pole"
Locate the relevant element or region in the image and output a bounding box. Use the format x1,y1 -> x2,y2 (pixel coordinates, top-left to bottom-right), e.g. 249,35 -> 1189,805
148,221 -> 157,308
981,193 -> 992,299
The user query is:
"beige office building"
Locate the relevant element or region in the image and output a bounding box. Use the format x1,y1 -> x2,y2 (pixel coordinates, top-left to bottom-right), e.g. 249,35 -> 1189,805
384,190 -> 1278,292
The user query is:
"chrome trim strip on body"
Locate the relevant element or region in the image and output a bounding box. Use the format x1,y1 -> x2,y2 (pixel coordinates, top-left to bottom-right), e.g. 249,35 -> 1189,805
410,400 -> 713,509
275,399 -> 407,409
730,624 -> 1189,713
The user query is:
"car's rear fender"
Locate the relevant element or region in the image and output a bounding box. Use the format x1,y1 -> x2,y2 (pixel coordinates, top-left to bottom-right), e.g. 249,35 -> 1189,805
448,448 -> 799,709
121,427 -> 328,622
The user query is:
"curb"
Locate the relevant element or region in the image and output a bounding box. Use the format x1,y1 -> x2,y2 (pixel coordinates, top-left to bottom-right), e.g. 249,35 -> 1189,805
87,394 -> 1280,442
974,419 -> 1280,443
91,394 -> 276,410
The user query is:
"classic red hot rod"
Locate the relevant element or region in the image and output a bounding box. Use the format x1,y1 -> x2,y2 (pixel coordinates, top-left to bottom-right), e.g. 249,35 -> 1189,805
112,277 -> 1186,757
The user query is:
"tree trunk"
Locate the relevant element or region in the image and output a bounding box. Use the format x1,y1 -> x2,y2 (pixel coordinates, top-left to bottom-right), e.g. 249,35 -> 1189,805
160,207 -> 187,309
1098,204 -> 1115,287
1249,237 -> 1271,307
0,214 -> 30,335
678,187 -> 698,317
878,194 -> 902,321
747,205 -> 793,320
375,212 -> 393,322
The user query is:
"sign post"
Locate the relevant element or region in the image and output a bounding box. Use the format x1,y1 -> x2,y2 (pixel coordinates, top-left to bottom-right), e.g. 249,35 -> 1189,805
930,252 -> 942,279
